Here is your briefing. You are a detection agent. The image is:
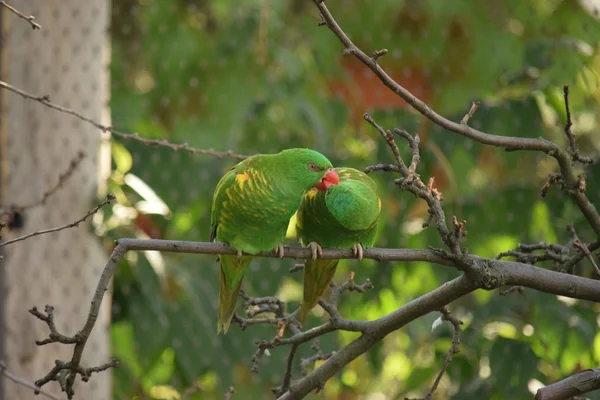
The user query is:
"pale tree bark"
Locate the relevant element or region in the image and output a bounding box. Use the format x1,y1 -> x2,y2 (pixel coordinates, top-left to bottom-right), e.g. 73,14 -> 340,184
0,1 -> 111,399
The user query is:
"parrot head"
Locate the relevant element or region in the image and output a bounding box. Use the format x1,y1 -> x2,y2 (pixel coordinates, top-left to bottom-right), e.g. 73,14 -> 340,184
276,148 -> 339,191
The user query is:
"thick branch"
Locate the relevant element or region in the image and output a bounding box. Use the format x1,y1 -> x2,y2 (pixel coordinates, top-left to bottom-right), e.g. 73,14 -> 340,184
276,275 -> 476,399
535,368 -> 600,400
0,80 -> 248,160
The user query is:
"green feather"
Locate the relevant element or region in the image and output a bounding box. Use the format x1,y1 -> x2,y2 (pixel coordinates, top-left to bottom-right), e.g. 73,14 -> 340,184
296,167 -> 381,322
211,148 -> 335,333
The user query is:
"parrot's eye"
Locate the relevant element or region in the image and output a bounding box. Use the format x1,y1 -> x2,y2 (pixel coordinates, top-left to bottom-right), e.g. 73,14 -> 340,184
307,162 -> 319,171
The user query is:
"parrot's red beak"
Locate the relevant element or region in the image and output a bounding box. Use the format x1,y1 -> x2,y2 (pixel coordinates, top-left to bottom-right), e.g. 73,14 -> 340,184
316,169 -> 339,191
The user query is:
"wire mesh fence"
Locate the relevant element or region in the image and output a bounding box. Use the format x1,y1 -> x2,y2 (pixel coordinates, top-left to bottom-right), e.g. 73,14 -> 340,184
2,0 -> 600,399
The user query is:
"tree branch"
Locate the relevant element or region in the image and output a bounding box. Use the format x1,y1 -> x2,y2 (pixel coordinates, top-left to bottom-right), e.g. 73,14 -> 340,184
10,151 -> 86,211
535,368 -> 600,400
314,0 -> 600,240
0,80 -> 249,160
0,194 -> 115,248
407,308 -> 463,400
0,1 -> 41,29
0,361 -> 60,400
277,275 -> 476,399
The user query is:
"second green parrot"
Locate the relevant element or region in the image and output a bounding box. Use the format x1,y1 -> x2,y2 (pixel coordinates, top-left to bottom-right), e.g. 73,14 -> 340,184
296,167 -> 381,322
211,148 -> 340,333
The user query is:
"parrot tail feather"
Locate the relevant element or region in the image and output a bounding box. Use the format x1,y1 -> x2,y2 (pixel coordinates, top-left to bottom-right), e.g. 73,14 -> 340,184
217,255 -> 252,334
300,259 -> 339,323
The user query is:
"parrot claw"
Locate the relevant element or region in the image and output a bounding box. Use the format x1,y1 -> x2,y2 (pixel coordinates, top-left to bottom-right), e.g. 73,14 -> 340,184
306,241 -> 323,260
274,244 -> 285,259
237,249 -> 243,258
352,243 -> 364,262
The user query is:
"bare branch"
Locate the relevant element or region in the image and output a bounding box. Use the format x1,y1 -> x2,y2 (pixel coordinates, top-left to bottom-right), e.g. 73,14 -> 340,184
568,224 -> 600,275
408,308 -> 463,400
29,305 -> 80,345
535,368 -> 600,400
563,85 -> 593,164
276,275 -> 476,400
0,193 -> 116,248
363,113 -> 410,177
7,151 -> 86,211
313,0 -> 600,239
0,80 -> 249,160
0,1 -> 41,29
0,362 -> 60,400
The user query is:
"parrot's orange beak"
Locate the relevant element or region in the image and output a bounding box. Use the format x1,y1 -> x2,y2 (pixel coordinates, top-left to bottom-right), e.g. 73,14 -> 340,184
316,169 -> 339,191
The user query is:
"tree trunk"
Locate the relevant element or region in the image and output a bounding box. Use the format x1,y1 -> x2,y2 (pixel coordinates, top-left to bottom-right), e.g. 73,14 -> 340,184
0,1 -> 111,399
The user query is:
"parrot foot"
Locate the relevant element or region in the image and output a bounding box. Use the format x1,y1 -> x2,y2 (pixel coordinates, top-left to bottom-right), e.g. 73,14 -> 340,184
352,243 -> 364,261
306,241 -> 323,260
274,244 -> 285,259
237,249 -> 243,258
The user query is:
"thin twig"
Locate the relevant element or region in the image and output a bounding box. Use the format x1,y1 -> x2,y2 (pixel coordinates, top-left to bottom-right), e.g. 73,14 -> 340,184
363,113 -> 410,176
9,151 -> 86,211
0,194 -> 116,248
0,80 -> 248,160
408,308 -> 463,400
0,1 -> 41,29
393,128 -> 421,173
0,362 -> 60,400
563,85 -> 593,164
568,225 -> 600,275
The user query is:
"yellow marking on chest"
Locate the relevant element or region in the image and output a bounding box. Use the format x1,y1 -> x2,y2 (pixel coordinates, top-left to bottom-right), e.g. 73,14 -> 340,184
378,197 -> 382,211
236,172 -> 250,187
305,188 -> 318,200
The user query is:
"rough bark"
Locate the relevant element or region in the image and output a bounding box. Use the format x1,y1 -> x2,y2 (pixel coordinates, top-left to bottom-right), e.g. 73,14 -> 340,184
0,1 -> 111,399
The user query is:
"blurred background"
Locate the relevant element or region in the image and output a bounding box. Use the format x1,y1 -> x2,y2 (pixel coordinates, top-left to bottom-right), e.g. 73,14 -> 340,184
2,0 -> 600,399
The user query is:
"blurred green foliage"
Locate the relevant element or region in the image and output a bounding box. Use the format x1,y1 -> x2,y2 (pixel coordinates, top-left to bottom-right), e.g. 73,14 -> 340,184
102,0 -> 600,399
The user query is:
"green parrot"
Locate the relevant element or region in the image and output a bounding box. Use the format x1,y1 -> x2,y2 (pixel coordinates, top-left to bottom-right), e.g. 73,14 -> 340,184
296,167 -> 381,322
211,148 -> 340,334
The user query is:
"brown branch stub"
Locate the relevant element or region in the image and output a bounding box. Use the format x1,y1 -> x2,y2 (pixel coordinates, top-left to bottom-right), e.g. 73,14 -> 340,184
541,173 -> 564,198
563,85 -> 593,165
371,48 -> 388,63
0,193 -> 116,248
576,174 -> 586,193
224,386 -> 236,400
452,216 -> 467,240
460,101 -> 480,125
0,1 -> 41,29
0,80 -> 248,160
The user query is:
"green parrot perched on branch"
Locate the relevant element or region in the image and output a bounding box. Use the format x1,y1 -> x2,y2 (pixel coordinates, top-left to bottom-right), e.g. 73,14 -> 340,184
211,148 -> 340,334
296,167 -> 381,322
